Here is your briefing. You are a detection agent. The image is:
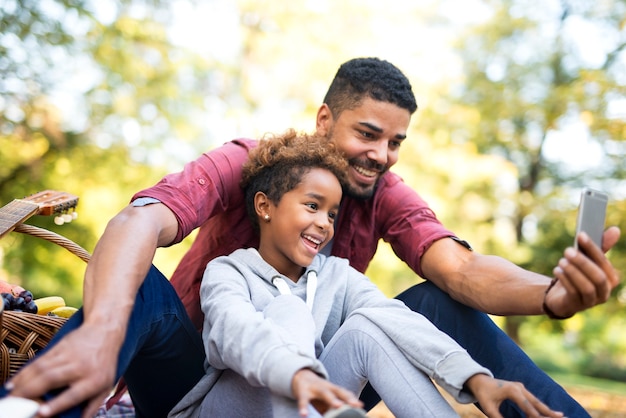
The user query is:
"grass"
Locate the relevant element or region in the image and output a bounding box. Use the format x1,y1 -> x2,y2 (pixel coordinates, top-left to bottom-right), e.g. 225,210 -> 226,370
549,372 -> 626,395
367,373 -> 626,418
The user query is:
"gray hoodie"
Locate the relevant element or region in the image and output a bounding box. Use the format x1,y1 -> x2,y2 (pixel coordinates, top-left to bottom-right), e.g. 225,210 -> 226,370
169,249 -> 491,417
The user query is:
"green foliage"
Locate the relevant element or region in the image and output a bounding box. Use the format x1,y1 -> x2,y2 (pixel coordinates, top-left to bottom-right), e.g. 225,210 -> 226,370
1,0 -> 625,385
0,0 -> 180,305
438,0 -> 626,381
369,0 -> 626,382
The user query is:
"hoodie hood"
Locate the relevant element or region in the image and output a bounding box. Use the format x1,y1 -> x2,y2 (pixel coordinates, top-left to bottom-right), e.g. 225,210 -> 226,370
235,248 -> 320,310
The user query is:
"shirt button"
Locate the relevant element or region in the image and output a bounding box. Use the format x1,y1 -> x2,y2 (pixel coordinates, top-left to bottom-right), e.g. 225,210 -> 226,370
198,178 -> 206,185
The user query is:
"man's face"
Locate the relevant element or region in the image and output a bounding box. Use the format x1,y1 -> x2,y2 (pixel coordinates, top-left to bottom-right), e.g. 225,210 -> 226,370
317,98 -> 411,200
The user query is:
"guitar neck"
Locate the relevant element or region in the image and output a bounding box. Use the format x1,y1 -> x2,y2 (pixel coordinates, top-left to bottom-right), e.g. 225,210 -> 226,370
0,191 -> 79,239
0,200 -> 39,238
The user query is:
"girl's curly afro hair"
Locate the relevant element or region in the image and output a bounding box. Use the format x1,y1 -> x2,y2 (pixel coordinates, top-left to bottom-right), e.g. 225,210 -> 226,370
240,129 -> 348,231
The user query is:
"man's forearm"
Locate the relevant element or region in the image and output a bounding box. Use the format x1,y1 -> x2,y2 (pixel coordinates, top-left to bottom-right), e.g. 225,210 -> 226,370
421,238 -> 552,316
81,204 -> 177,344
424,230 -> 620,318
448,254 -> 552,316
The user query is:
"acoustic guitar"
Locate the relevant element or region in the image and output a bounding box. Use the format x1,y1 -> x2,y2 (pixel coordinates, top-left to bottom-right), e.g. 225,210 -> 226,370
0,190 -> 79,239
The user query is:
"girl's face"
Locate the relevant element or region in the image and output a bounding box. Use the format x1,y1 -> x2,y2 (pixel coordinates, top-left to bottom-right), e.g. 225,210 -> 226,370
259,168 -> 342,282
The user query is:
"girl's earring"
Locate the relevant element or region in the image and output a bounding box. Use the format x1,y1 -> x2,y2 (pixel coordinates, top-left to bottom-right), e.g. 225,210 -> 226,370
264,214 -> 270,222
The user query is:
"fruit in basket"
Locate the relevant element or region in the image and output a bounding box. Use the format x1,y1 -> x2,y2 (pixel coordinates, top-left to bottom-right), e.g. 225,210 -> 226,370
20,290 -> 34,304
0,279 -> 26,297
25,300 -> 38,314
34,296 -> 66,315
1,283 -> 69,316
2,292 -> 39,314
1,293 -> 11,311
48,306 -> 78,318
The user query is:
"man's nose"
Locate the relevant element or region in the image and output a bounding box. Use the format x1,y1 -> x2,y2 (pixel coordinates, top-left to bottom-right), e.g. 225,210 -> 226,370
366,141 -> 388,165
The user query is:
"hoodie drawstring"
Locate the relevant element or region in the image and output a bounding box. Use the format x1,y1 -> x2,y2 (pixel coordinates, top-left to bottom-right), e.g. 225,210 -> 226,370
305,270 -> 317,311
272,276 -> 292,295
272,270 -> 317,311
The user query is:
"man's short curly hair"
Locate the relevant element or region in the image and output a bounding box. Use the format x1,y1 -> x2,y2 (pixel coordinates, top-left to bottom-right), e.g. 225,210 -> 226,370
323,57 -> 418,118
241,129 -> 348,231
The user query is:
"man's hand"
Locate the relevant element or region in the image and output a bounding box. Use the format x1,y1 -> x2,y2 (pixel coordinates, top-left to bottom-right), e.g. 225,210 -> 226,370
546,226 -> 621,318
291,368 -> 363,417
6,322 -> 120,418
466,374 -> 564,418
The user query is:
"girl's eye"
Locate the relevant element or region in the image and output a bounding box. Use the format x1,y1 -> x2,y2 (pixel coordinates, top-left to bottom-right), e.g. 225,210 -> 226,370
328,211 -> 337,221
306,202 -> 318,210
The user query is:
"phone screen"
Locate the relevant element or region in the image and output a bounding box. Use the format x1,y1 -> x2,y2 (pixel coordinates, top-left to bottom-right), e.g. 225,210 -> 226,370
574,188 -> 608,250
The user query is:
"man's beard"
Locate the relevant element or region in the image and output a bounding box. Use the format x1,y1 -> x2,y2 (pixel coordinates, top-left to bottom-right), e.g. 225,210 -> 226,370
343,182 -> 377,200
342,158 -> 386,200
325,127 -> 385,200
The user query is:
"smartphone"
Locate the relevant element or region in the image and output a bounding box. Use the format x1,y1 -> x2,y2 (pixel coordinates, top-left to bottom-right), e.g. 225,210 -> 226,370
574,187 -> 608,250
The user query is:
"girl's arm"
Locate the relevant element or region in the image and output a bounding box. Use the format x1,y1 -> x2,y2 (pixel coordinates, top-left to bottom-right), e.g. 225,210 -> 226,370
201,259 -> 326,398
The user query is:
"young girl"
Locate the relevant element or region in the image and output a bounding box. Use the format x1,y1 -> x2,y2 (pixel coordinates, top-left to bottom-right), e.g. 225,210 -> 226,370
171,130 -> 563,418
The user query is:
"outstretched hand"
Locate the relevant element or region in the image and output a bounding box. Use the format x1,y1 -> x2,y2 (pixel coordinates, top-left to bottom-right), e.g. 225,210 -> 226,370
291,368 -> 363,417
5,322 -> 119,418
546,226 -> 621,319
466,374 -> 563,418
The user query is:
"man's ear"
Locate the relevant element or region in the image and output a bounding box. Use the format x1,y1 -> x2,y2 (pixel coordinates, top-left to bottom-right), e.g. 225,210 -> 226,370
254,191 -> 271,219
315,103 -> 333,137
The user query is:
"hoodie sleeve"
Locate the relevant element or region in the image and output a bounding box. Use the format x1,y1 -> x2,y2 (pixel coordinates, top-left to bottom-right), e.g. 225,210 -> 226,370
341,263 -> 492,404
200,256 -> 327,398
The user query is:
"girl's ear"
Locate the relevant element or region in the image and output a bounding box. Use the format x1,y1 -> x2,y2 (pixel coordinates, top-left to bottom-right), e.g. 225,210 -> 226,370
254,191 -> 271,220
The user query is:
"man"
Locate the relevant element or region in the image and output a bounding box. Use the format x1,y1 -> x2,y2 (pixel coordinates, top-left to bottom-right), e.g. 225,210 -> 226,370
6,58 -> 620,417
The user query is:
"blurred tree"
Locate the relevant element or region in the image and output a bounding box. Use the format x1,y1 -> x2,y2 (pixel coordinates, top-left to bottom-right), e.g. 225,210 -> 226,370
1,0 -> 624,383
412,0 -> 626,378
0,0 -> 215,306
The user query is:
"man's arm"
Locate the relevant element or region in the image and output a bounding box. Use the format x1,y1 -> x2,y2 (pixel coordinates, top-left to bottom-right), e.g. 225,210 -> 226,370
7,203 -> 178,418
82,202 -> 178,340
420,227 -> 620,317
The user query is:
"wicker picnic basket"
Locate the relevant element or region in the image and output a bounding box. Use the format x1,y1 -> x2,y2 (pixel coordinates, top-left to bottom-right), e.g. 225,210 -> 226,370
0,310 -> 69,383
1,219 -> 91,383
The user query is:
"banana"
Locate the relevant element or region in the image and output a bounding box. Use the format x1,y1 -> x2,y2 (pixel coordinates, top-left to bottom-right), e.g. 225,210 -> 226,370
34,296 -> 66,315
48,306 -> 78,318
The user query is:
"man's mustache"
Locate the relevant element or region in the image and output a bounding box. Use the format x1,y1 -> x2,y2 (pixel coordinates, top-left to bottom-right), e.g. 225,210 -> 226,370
348,158 -> 387,173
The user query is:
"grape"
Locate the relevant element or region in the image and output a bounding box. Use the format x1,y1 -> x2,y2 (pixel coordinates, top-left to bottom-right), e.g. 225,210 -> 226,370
2,290 -> 38,313
24,300 -> 38,314
3,293 -> 15,309
14,296 -> 26,310
2,293 -> 11,311
19,290 -> 33,304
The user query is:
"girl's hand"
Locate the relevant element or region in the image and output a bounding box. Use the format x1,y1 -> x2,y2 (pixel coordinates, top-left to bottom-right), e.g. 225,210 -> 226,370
466,374 -> 564,418
291,368 -> 363,417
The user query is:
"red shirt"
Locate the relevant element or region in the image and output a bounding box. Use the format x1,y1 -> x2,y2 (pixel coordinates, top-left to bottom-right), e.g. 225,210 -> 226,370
133,139 -> 454,330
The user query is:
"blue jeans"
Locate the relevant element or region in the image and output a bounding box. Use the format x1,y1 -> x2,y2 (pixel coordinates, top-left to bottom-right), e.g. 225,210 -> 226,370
360,281 -> 590,418
3,268 -> 589,417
